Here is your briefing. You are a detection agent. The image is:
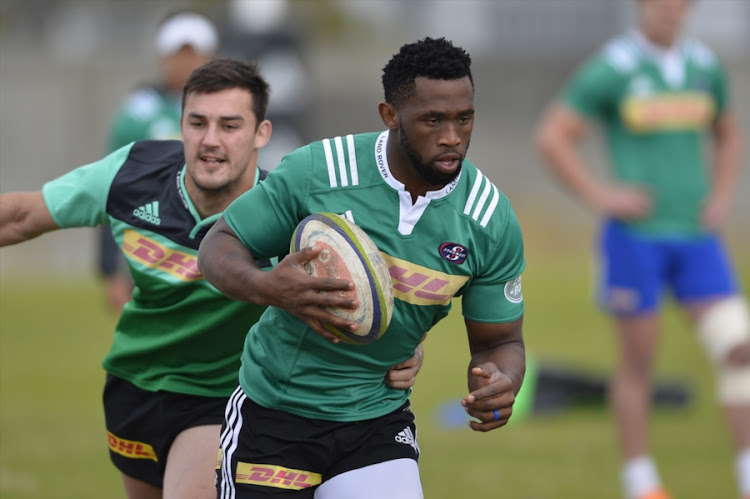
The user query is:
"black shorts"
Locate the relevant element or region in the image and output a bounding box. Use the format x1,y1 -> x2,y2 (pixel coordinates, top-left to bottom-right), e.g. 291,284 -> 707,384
103,373 -> 226,488
216,385 -> 420,498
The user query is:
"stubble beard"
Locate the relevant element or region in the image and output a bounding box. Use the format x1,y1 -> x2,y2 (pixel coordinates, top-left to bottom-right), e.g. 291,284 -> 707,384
398,122 -> 466,188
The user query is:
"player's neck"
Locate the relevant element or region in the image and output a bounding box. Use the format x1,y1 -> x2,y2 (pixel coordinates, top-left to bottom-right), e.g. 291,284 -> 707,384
385,139 -> 431,204
638,27 -> 680,51
186,174 -> 256,219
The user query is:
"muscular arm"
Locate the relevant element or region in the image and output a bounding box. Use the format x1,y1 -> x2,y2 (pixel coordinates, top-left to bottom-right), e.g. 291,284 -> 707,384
702,112 -> 744,230
461,316 -> 525,432
198,217 -> 360,343
0,192 -> 60,246
535,104 -> 651,220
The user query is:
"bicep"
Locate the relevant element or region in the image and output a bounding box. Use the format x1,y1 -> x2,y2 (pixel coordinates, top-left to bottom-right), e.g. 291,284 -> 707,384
537,103 -> 589,146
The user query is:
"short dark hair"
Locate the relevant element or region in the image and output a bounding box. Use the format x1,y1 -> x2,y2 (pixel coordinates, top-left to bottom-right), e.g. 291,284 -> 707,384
381,37 -> 473,108
182,58 -> 270,123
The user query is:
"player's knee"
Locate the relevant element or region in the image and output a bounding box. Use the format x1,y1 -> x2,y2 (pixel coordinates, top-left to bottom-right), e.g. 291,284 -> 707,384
717,365 -> 750,404
696,296 -> 750,404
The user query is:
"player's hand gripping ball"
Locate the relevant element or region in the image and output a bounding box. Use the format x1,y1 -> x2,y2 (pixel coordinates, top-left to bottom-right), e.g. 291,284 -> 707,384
290,212 -> 394,344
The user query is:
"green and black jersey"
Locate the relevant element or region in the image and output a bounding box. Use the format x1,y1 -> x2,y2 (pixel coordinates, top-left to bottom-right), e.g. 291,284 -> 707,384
42,140 -> 270,398
224,130 -> 526,421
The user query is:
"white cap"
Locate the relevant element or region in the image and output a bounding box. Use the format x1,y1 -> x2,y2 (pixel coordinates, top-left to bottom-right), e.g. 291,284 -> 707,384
154,13 -> 218,56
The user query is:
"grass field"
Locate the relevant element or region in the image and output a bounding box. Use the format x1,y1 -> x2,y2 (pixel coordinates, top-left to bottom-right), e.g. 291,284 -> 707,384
1,239 -> 748,498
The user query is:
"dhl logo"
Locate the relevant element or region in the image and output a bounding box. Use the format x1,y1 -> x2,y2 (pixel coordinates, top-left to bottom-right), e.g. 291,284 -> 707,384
107,431 -> 158,462
382,254 -> 468,305
122,229 -> 202,281
621,92 -> 714,132
235,462 -> 321,490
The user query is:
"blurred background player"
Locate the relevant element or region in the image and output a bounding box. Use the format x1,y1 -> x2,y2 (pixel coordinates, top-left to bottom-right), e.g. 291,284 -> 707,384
98,11 -> 219,312
535,1 -> 749,498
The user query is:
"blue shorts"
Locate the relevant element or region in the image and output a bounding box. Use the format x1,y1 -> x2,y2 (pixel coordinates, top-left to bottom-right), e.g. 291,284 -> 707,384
598,220 -> 739,316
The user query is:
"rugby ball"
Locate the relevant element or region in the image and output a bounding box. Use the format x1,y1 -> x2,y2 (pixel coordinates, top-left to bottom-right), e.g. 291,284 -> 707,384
290,212 -> 394,344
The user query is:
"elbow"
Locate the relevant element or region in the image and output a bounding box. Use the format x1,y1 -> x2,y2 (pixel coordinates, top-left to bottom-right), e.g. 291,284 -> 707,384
533,122 -> 557,165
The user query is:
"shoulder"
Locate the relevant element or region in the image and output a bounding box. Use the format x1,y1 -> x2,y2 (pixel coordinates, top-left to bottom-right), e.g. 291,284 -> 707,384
289,131 -> 380,188
115,140 -> 185,184
456,163 -> 516,236
599,34 -> 641,75
127,140 -> 185,164
308,132 -> 380,160
682,36 -> 721,70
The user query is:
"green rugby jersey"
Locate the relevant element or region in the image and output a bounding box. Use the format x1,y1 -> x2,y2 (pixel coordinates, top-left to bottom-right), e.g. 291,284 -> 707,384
42,140 -> 270,397
563,31 -> 728,236
109,86 -> 182,150
224,130 -> 526,421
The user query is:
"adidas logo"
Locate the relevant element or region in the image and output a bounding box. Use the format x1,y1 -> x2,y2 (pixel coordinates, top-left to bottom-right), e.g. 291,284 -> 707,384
394,426 -> 420,455
133,201 -> 161,225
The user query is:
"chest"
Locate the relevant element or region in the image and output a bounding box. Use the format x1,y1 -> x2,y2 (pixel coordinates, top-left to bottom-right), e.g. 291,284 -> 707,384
616,62 -> 717,133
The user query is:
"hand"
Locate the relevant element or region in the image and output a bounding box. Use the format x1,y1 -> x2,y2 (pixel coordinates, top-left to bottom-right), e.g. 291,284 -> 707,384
591,184 -> 651,221
263,244 -> 359,343
104,274 -> 133,313
461,362 -> 515,432
385,342 -> 424,389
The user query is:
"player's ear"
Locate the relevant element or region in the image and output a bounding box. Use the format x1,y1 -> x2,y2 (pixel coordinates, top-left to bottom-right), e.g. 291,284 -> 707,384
254,119 -> 272,148
378,101 -> 399,131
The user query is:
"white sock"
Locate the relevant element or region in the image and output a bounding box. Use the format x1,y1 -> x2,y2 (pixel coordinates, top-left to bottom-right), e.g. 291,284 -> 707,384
737,448 -> 750,498
621,456 -> 662,499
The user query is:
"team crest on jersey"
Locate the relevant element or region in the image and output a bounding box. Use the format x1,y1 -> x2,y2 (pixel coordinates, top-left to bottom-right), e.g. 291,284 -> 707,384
439,242 -> 468,264
504,276 -> 523,304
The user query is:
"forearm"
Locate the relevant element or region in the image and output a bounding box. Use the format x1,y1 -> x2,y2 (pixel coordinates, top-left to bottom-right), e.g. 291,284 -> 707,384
198,229 -> 270,305
469,340 -> 526,395
710,115 -> 743,202
536,108 -> 603,210
540,138 -> 603,207
0,192 -> 58,246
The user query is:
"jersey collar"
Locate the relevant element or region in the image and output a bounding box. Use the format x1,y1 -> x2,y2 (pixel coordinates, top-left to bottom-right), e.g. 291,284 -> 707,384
178,164 -> 261,239
631,29 -> 686,87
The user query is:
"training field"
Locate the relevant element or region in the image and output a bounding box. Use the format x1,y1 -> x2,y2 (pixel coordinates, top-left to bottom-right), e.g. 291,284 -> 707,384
1,236 -> 747,498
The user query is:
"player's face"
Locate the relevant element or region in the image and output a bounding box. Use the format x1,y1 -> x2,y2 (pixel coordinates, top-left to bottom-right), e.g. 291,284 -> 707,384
181,88 -> 270,197
639,0 -> 690,47
397,76 -> 474,187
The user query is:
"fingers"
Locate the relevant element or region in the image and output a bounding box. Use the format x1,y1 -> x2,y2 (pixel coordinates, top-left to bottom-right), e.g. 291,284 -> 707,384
384,363 -> 417,389
294,244 -> 353,286
384,373 -> 416,390
461,364 -> 515,431
303,319 -> 342,344
467,405 -> 513,432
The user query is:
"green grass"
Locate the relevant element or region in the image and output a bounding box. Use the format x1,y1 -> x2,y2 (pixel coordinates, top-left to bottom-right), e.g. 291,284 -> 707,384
1,241 -> 747,498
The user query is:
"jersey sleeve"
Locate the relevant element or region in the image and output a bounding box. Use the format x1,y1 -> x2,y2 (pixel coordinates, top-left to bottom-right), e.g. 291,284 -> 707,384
461,200 -> 526,323
223,146 -> 311,259
42,143 -> 133,228
562,54 -> 622,120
